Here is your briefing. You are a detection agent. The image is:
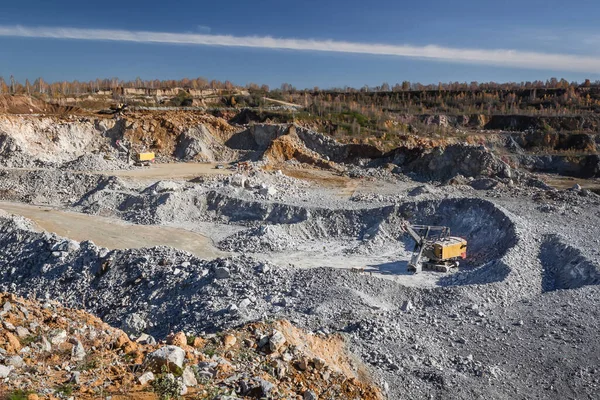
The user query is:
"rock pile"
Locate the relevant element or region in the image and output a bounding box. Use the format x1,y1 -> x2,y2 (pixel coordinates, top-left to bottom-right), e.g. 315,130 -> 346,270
0,293 -> 382,399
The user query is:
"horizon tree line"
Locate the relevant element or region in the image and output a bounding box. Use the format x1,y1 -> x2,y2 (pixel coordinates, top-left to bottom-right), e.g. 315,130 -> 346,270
0,75 -> 597,97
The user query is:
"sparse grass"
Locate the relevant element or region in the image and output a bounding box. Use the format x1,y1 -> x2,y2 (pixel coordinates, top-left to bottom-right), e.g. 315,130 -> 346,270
151,367 -> 182,400
77,355 -> 101,371
6,390 -> 36,400
237,346 -> 255,362
261,360 -> 276,377
195,384 -> 228,400
19,334 -> 40,347
55,384 -> 74,397
203,345 -> 218,357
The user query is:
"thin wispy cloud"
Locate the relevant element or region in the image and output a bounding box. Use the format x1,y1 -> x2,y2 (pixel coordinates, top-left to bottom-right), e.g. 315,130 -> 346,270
0,25 -> 598,73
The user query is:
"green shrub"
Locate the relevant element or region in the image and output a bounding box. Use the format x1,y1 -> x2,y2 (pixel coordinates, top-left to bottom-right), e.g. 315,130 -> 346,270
55,384 -> 73,396
7,390 -> 35,400
151,367 -> 182,400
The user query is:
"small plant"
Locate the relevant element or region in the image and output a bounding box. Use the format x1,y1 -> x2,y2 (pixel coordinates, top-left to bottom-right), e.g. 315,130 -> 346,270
186,335 -> 197,346
203,345 -> 217,357
7,390 -> 36,400
55,384 -> 74,397
77,355 -> 100,371
19,334 -> 40,347
123,353 -> 136,363
237,347 -> 255,362
151,371 -> 182,400
261,360 -> 276,377
196,384 -> 228,400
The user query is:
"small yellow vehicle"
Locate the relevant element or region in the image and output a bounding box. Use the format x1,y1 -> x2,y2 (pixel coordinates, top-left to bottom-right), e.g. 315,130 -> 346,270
135,152 -> 155,166
403,224 -> 467,273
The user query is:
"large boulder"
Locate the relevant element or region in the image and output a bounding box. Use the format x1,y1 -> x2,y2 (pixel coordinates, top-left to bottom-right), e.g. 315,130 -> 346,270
121,313 -> 147,336
145,345 -> 186,373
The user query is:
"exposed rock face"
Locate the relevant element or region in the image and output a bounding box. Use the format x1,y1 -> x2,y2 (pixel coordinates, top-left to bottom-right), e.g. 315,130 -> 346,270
262,132 -> 337,170
484,114 -> 600,132
175,124 -> 236,162
510,132 -> 597,152
0,94 -> 79,114
387,144 -> 515,181
410,113 -> 600,133
295,127 -> 384,163
226,124 -> 290,151
515,153 -> 600,178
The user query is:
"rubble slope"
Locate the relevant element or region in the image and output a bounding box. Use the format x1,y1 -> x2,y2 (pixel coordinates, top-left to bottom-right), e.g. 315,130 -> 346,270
0,292 -> 382,399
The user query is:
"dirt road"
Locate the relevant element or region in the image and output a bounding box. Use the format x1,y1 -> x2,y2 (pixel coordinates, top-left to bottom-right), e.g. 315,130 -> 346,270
96,162 -> 234,181
0,202 -> 226,259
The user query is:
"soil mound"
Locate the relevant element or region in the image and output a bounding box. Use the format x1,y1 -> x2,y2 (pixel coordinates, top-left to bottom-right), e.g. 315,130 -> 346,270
0,94 -> 79,115
174,124 -> 237,162
263,133 -> 338,169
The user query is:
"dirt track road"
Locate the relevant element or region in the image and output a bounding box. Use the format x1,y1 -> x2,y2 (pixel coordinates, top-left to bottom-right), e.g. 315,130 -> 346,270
97,162 -> 234,181
0,202 -> 226,259
1,162 -> 234,182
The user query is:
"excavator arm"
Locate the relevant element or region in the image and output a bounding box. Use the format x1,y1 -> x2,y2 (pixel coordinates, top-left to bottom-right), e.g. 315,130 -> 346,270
115,140 -> 133,165
402,223 -> 429,273
404,223 -> 423,244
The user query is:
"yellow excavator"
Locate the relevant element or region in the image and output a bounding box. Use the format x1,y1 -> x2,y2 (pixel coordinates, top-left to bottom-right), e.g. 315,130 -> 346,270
403,223 -> 467,273
115,140 -> 155,166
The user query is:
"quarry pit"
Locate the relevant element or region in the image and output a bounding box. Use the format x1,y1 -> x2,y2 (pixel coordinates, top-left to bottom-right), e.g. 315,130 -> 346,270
0,102 -> 599,400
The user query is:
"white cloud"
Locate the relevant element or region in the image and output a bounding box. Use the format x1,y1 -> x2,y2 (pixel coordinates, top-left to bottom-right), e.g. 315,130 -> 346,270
0,25 -> 598,73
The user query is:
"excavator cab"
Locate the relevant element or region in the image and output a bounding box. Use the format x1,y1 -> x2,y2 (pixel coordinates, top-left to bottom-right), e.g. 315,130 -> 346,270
135,152 -> 155,166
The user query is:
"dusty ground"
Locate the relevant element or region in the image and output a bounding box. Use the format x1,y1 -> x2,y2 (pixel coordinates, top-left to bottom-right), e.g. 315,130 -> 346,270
99,163 -> 235,181
0,201 -> 226,259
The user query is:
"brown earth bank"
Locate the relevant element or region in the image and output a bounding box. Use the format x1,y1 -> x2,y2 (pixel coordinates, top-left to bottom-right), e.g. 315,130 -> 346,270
0,293 -> 382,400
0,95 -> 80,115
1,94 -> 600,180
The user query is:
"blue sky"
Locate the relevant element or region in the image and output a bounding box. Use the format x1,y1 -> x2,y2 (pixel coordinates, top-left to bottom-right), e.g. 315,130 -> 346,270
1,0 -> 600,88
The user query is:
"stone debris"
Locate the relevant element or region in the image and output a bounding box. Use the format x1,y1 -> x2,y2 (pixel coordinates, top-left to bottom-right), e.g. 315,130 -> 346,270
0,364 -> 12,378
0,293 -> 381,399
269,330 -> 287,352
138,371 -> 155,386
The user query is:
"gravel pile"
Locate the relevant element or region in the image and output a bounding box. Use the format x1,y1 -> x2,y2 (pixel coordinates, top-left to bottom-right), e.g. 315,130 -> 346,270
59,153 -> 134,171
